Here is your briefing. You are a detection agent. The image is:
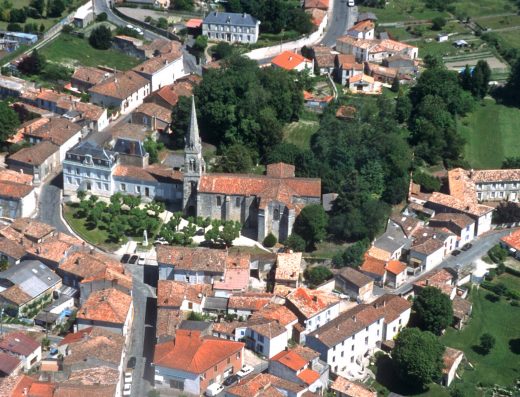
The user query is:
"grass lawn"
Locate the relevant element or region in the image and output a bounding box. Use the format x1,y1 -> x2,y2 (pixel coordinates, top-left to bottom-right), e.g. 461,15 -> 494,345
439,276 -> 520,395
415,40 -> 459,58
358,3 -> 447,23
475,14 -> 520,29
283,111 -> 320,150
494,30 -> 520,49
458,99 -> 520,169
63,205 -> 121,251
453,0 -> 518,17
40,33 -> 141,70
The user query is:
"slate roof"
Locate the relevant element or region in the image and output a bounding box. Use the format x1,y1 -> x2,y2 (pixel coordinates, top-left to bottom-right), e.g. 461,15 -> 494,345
66,140 -> 116,162
0,260 -> 61,300
203,12 -> 258,27
113,164 -> 183,184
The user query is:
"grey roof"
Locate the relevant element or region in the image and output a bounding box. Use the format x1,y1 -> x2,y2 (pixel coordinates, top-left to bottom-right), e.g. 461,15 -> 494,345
67,140 -> 116,162
337,267 -> 373,287
186,95 -> 201,151
379,32 -> 389,40
0,260 -> 61,299
203,296 -> 228,311
373,223 -> 409,253
357,12 -> 378,22
113,137 -> 146,157
179,320 -> 212,332
203,12 -> 259,27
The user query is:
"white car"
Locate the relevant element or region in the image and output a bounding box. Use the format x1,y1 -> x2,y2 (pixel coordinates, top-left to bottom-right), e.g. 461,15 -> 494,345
205,383 -> 224,396
236,364 -> 254,378
126,24 -> 133,29
123,383 -> 131,396
348,0 -> 355,5
138,256 -> 146,265
124,370 -> 132,384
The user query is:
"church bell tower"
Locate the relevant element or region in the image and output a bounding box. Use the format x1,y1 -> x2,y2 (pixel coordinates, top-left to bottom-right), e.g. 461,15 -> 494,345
182,96 -> 205,215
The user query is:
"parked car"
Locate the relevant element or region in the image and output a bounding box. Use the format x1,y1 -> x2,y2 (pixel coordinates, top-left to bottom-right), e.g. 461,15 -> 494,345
461,243 -> 473,251
206,383 -> 224,396
237,364 -> 254,378
121,254 -> 130,263
123,383 -> 131,396
129,255 -> 138,265
452,250 -> 461,256
138,256 -> 146,265
124,370 -> 132,384
223,374 -> 239,386
127,356 -> 136,369
154,238 -> 168,245
348,0 -> 355,6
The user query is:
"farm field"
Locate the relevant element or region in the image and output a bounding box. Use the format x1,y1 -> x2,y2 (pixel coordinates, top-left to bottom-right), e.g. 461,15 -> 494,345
40,33 -> 141,70
459,99 -> 520,169
475,14 -> 520,29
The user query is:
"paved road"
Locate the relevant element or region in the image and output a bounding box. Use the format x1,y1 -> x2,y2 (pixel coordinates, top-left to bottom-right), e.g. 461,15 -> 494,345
320,0 -> 357,47
391,228 -> 516,295
93,0 -> 200,75
36,173 -> 71,235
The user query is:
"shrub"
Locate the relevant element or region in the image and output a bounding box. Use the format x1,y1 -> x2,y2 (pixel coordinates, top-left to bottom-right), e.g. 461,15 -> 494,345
488,244 -> 508,264
413,171 -> 441,193
89,25 -> 112,50
284,233 -> 306,252
263,233 -> 277,248
96,12 -> 108,22
431,16 -> 447,30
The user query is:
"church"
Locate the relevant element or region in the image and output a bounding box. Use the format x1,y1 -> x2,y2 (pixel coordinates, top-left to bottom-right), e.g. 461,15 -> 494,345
63,97 -> 322,243
182,97 -> 322,243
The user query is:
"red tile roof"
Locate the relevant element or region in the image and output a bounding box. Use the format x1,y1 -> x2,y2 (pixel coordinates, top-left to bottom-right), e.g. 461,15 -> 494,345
286,287 -> 339,319
297,368 -> 320,385
371,294 -> 411,324
186,18 -> 203,28
76,288 -> 132,325
360,254 -> 386,276
271,350 -> 307,371
304,0 -> 329,10
271,51 -> 311,71
8,141 -> 59,166
252,303 -> 298,326
0,351 -> 21,375
0,332 -> 40,356
385,260 -> 407,275
89,71 -> 149,100
0,169 -> 33,185
331,376 -> 376,397
154,329 -> 244,374
500,229 -> 520,251
157,280 -> 211,307
0,181 -> 33,200
58,327 -> 94,346
156,246 -> 228,272
228,293 -> 273,311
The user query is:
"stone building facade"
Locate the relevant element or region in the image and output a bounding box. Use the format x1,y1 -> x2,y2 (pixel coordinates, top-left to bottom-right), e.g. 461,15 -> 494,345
202,12 -> 260,44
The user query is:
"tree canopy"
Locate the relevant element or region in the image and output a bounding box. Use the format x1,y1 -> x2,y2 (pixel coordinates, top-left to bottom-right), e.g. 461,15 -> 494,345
304,266 -> 333,288
0,101 -> 20,144
413,286 -> 454,335
393,328 -> 445,390
89,25 -> 112,50
293,204 -> 328,251
18,49 -> 46,75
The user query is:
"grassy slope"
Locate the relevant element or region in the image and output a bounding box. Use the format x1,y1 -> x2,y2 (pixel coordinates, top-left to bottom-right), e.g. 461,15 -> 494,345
440,277 -> 520,394
40,34 -> 141,70
458,99 -> 520,169
283,120 -> 320,150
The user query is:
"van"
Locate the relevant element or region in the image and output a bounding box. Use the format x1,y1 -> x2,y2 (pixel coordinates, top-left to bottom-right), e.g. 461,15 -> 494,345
206,383 -> 224,396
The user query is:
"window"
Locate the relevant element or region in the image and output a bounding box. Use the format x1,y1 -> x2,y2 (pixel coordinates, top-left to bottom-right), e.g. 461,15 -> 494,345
341,351 -> 344,357
216,196 -> 222,206
258,334 -> 264,343
75,178 -> 80,185
214,366 -> 218,372
67,177 -> 72,184
76,168 -> 80,175
188,302 -> 193,309
121,183 -> 126,192
169,379 -> 184,390
273,208 -> 280,221
97,182 -> 101,189
227,358 -> 231,364
235,197 -> 240,207
365,336 -> 368,345
332,356 -> 335,362
104,184 -> 109,191
351,345 -> 354,351
236,352 -> 241,359
136,186 -> 141,194
350,356 -> 354,363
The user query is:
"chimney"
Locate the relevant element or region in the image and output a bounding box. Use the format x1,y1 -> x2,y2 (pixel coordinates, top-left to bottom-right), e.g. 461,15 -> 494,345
352,315 -> 356,322
312,295 -> 318,302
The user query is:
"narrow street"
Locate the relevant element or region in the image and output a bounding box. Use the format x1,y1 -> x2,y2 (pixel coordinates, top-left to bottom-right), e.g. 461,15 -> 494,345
320,0 -> 357,47
35,173 -> 70,235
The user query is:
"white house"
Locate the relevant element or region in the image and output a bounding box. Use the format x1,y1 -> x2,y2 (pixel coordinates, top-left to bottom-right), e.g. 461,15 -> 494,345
271,51 -> 314,75
0,169 -> 36,219
305,305 -> 384,374
409,227 -> 457,273
157,280 -> 211,313
428,213 -> 475,248
246,320 -> 288,358
285,287 -> 341,342
89,71 -> 150,114
347,20 -> 375,40
202,12 -> 260,44
371,294 -> 411,341
0,332 -> 42,371
133,47 -> 185,92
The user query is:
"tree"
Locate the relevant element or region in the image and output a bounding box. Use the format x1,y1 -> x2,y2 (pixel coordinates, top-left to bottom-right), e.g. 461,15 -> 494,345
390,76 -> 400,92
395,92 -> 412,123
0,258 -> 8,272
9,8 -> 27,23
192,35 -> 208,54
47,0 -> 65,17
122,194 -> 141,209
459,64 -> 473,91
413,286 -> 453,335
284,233 -> 306,252
431,16 -> 446,30
170,95 -> 191,148
293,204 -> 328,251
393,328 -> 445,390
18,49 -> 46,75
89,25 -> 112,50
0,101 -> 20,143
479,333 -> 496,354
173,0 -> 194,11
216,144 -> 254,173
502,156 -> 520,168
336,239 -> 369,268
212,42 -> 234,60
471,60 -> 491,99
30,0 -> 45,15
503,58 -> 520,106
7,22 -> 22,32
413,171 -> 441,193
144,138 -> 164,164
157,17 -> 168,29
96,12 -> 108,22
494,201 -> 520,223
263,233 -> 277,248
219,220 -> 241,246
286,8 -> 313,34
304,266 -> 333,288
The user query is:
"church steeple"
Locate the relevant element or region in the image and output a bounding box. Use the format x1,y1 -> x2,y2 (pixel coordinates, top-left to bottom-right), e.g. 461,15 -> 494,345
187,95 -> 201,151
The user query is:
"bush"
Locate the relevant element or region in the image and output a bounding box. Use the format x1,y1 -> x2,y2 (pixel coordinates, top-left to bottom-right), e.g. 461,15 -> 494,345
431,16 -> 447,30
263,233 -> 277,248
89,25 -> 112,50
413,171 -> 441,193
284,233 -> 306,252
96,12 -> 108,22
304,266 -> 333,288
488,244 -> 508,264
479,333 -> 496,354
62,24 -> 74,34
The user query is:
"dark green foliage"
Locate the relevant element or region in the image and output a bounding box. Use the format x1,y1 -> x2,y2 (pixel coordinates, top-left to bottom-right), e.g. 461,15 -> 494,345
170,95 -> 191,149
502,156 -> 520,168
157,17 -> 168,29
395,92 -> 412,123
192,56 -> 302,158
425,0 -> 454,11
24,22 -> 39,33
501,57 -> 520,106
488,244 -> 508,264
215,144 -> 254,173
494,201 -> 520,223
459,61 -> 491,99
266,143 -> 307,166
47,0 -> 65,17
431,16 -> 446,30
0,100 -> 20,144
96,12 -> 108,22
393,328 -> 445,389
211,42 -> 234,60
390,76 -> 400,92
192,35 -> 208,53
30,0 -> 45,15
284,233 -> 306,252
479,333 -> 496,354
334,239 -> 369,268
481,32 -> 519,64
173,0 -> 194,11
413,171 -> 441,193
413,286 -> 454,335
293,204 -> 328,251
204,220 -> 242,247
144,137 -> 165,164
89,25 -> 112,50
304,266 -> 333,288
225,0 -> 312,34
263,233 -> 277,248
7,22 -> 22,31
41,63 -> 73,83
116,26 -> 140,38
9,8 -> 27,23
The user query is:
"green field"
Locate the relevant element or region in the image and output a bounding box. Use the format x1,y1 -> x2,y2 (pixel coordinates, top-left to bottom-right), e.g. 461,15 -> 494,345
40,34 -> 141,70
494,30 -> 520,49
475,14 -> 520,29
283,111 -> 320,150
359,3 -> 447,23
439,275 -> 520,395
459,99 -> 520,169
453,0 -> 518,17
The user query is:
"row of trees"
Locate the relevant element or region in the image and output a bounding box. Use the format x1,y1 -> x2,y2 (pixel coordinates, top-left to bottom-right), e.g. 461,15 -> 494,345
17,49 -> 73,84
1,0 -> 65,23
224,0 -> 313,35
73,192 -> 165,243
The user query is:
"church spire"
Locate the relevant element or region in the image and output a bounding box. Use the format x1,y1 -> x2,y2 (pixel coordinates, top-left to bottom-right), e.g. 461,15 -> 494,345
187,95 -> 201,150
